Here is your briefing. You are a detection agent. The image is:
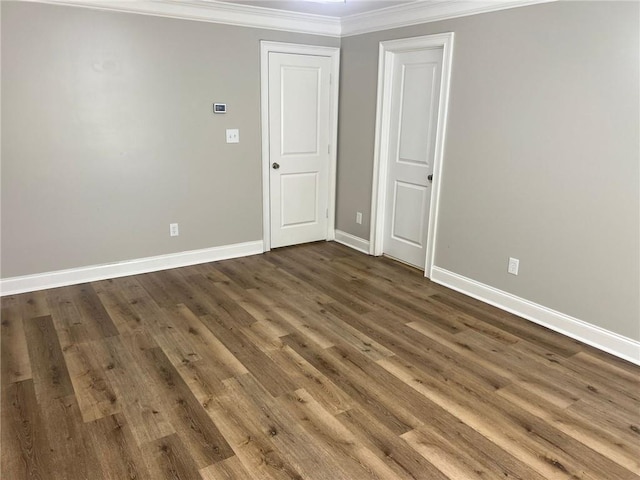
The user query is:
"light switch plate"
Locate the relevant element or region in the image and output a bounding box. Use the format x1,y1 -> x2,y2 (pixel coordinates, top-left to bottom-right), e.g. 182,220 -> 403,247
226,129 -> 239,144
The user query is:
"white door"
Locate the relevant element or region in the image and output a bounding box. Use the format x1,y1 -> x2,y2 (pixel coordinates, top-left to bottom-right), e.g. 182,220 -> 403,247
268,52 -> 332,248
382,48 -> 443,268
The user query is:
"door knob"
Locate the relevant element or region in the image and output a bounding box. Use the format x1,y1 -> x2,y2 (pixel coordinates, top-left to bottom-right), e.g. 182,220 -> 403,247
272,162 -> 280,170
427,174 -> 433,181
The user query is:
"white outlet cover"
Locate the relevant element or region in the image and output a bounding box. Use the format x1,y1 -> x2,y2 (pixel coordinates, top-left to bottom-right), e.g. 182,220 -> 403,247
170,223 -> 179,237
226,129 -> 239,144
508,257 -> 519,275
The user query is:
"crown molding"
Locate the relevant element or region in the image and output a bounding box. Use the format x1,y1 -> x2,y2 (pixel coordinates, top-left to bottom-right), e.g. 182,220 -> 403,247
340,0 -> 556,37
29,0 -> 342,37
27,0 -> 555,38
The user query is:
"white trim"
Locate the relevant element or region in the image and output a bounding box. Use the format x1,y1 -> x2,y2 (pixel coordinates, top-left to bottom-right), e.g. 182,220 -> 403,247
0,240 -> 263,296
341,0 -> 556,37
334,230 -> 370,255
369,33 -> 454,279
430,266 -> 640,366
31,0 -> 342,37
31,0 -> 554,37
260,41 -> 340,251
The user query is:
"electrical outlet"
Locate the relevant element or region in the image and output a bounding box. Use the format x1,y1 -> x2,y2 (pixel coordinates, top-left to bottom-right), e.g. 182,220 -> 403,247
170,223 -> 179,237
508,257 -> 519,275
356,212 -> 363,224
226,129 -> 239,144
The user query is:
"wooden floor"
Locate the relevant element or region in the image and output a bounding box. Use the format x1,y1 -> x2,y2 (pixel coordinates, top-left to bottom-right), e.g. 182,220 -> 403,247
2,242 -> 639,480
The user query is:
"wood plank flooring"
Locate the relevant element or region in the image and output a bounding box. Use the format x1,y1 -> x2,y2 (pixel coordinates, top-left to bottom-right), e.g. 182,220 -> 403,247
2,241 -> 639,479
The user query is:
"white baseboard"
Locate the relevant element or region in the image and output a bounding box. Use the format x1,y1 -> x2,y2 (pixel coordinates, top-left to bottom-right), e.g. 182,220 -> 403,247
430,266 -> 640,366
334,230 -> 371,255
0,240 -> 264,296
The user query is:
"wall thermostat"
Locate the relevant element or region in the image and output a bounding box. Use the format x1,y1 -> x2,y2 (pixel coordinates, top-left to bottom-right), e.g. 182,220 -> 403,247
213,103 -> 227,114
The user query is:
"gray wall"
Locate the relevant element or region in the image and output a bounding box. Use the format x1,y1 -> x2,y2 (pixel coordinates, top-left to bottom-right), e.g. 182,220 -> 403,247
1,1 -> 338,277
336,1 -> 640,340
3,1 -> 639,341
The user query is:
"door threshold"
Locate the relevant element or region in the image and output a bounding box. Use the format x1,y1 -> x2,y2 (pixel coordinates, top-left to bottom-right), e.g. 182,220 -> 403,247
382,254 -> 424,272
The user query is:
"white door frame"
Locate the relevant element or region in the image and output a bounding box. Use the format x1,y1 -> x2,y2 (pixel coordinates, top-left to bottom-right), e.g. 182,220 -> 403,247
260,41 -> 340,252
369,33 -> 454,277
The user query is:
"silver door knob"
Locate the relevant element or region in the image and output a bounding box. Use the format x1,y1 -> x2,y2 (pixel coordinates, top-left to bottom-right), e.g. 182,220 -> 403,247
272,162 -> 280,170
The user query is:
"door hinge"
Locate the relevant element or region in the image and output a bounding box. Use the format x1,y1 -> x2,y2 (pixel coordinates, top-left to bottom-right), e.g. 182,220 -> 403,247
326,208 -> 329,218
328,144 -> 331,155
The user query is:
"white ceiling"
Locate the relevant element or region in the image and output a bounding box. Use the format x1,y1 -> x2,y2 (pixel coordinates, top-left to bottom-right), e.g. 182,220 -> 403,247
219,0 -> 418,18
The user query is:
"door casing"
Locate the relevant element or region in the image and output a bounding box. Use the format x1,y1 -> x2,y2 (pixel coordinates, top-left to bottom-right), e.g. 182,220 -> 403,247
369,33 -> 455,277
260,41 -> 340,252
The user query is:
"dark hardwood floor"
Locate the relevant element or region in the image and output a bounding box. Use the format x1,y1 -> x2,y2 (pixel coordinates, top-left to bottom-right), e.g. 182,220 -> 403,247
2,241 -> 639,479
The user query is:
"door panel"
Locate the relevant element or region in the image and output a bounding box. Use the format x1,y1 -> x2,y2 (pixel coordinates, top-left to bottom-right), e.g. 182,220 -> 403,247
391,180 -> 428,247
383,48 -> 443,268
398,63 -> 438,165
280,173 -> 318,227
281,66 -> 320,155
269,52 -> 331,248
